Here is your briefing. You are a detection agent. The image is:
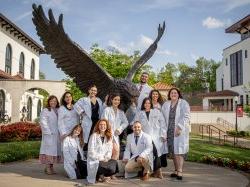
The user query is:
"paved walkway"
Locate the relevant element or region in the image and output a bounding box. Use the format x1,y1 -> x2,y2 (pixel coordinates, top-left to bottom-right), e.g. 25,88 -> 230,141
0,159 -> 248,187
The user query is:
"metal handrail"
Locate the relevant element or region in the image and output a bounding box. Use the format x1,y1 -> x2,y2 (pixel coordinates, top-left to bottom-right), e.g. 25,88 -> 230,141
199,124 -> 238,146
216,117 -> 234,130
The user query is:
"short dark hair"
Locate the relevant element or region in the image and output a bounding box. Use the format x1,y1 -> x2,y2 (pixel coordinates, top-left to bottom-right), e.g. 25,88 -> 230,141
88,84 -> 97,91
141,97 -> 153,110
167,87 -> 183,100
149,89 -> 165,105
141,72 -> 149,76
60,91 -> 75,108
46,95 -> 59,111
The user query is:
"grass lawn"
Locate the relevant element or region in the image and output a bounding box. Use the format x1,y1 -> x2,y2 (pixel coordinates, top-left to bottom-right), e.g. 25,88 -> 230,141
1,135 -> 250,163
188,135 -> 250,162
0,141 -> 40,163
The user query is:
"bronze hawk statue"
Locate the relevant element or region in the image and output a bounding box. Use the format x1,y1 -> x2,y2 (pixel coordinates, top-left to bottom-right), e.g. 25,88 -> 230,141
32,4 -> 165,111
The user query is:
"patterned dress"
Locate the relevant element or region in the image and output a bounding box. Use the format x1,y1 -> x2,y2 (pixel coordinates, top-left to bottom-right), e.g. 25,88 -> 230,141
167,104 -> 177,156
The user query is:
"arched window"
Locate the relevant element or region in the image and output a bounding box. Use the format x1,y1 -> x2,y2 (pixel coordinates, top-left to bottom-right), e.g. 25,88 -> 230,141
37,99 -> 42,117
30,59 -> 35,79
0,90 -> 5,117
5,44 -> 12,74
27,97 -> 32,121
19,52 -> 25,77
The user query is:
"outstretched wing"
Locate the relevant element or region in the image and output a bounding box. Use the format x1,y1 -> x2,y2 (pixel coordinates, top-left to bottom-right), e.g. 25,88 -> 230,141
32,4 -> 114,99
126,22 -> 166,81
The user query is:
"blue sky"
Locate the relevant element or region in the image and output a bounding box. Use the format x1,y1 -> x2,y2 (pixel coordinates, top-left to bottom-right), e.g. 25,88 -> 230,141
1,0 -> 250,80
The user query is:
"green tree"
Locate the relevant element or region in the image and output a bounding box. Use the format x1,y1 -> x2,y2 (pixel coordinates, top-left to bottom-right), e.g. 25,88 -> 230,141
65,78 -> 85,101
157,62 -> 177,85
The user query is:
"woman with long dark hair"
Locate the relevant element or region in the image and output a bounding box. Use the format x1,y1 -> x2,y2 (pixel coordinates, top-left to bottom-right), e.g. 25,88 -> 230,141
149,89 -> 165,110
39,95 -> 61,175
101,93 -> 128,160
162,87 -> 190,180
74,85 -> 103,150
58,91 -> 79,140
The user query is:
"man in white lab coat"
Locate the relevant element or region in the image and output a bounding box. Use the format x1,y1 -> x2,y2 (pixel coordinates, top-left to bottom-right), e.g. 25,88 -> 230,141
123,121 -> 153,181
136,72 -> 152,110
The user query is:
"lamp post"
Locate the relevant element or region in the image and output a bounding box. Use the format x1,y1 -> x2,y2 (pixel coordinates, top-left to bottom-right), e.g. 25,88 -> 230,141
234,96 -> 239,132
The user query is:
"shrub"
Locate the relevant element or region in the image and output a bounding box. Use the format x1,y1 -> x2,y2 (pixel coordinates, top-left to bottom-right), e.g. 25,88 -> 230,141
201,154 -> 250,172
226,130 -> 250,137
0,122 -> 41,142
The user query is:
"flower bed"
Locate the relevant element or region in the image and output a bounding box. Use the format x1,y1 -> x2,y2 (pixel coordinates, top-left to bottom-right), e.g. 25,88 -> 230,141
201,153 -> 250,172
0,122 -> 41,142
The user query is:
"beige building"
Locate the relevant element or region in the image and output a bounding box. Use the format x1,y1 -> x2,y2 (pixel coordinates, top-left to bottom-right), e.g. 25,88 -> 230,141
0,13 -> 66,123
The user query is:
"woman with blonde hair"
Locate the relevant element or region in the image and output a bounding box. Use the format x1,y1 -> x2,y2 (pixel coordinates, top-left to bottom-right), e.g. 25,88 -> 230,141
87,119 -> 118,184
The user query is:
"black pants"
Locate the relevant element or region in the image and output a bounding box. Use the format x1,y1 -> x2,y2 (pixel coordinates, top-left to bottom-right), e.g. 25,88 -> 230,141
152,142 -> 168,171
96,159 -> 118,180
83,119 -> 99,151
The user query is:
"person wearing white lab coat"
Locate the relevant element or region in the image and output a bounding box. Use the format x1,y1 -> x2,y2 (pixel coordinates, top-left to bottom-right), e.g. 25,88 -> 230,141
102,93 -> 128,160
39,95 -> 61,175
123,121 -> 153,181
87,119 -> 118,184
58,92 -> 80,140
74,85 -> 103,149
136,72 -> 152,110
63,125 -> 86,179
162,87 -> 190,181
133,97 -> 167,179
149,89 -> 165,111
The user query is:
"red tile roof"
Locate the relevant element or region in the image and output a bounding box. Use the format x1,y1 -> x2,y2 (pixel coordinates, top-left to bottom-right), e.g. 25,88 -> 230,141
0,70 -> 25,80
153,82 -> 173,90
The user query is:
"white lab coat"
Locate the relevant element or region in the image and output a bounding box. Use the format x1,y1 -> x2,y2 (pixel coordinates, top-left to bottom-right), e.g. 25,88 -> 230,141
39,108 -> 61,156
162,99 -> 190,154
74,97 -> 103,143
63,136 -> 85,179
136,83 -> 152,110
101,106 -> 128,144
133,109 -> 167,156
58,105 -> 80,136
87,133 -> 113,184
123,132 -> 153,178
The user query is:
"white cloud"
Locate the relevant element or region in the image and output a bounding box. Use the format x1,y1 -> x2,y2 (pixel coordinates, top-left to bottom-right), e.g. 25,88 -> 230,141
202,17 -> 231,29
108,34 -> 176,57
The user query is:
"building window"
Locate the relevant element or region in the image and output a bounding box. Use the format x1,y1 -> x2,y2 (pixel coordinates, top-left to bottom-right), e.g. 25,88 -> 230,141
240,95 -> 243,105
0,90 -> 5,117
221,78 -> 224,91
5,44 -> 12,74
230,50 -> 243,87
19,52 -> 25,77
245,50 -> 248,58
30,59 -> 35,79
246,95 -> 249,105
225,58 -> 228,66
27,97 -> 32,121
37,100 -> 42,117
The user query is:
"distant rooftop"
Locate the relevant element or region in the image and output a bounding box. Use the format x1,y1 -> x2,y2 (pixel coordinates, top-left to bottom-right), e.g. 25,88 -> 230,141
0,13 -> 45,54
226,14 -> 250,34
153,82 -> 173,90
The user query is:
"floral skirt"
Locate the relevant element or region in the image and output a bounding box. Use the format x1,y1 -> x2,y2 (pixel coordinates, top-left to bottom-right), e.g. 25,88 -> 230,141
39,154 -> 62,165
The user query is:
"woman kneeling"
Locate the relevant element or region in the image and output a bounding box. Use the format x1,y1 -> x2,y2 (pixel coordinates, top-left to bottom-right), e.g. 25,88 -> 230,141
87,119 -> 118,184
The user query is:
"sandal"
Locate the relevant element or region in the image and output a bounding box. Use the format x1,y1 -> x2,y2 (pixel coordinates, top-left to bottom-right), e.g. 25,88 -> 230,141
44,167 -> 53,175
170,170 -> 177,178
176,171 -> 183,180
